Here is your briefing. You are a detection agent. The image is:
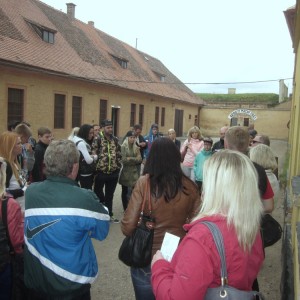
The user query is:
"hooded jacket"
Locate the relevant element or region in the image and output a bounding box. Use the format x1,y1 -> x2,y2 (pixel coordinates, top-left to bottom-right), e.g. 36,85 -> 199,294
193,149 -> 213,181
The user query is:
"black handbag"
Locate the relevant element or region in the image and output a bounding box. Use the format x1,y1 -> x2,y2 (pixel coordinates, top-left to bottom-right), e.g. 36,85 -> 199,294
261,213 -> 282,248
76,141 -> 96,175
202,221 -> 264,300
119,177 -> 155,268
79,159 -> 96,175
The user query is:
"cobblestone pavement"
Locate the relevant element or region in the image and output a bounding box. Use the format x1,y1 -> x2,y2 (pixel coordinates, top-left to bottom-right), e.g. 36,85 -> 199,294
91,139 -> 287,299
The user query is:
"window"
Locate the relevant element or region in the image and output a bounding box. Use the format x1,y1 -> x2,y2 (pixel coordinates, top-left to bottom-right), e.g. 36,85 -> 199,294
26,19 -> 56,44
43,30 -> 54,44
230,117 -> 238,126
100,99 -> 108,124
72,96 -> 82,128
194,115 -> 198,126
130,103 -> 136,127
153,71 -> 166,82
155,107 -> 159,125
54,94 -> 65,129
161,107 -> 165,127
139,105 -> 144,126
8,88 -> 24,126
111,54 -> 128,69
243,118 -> 249,127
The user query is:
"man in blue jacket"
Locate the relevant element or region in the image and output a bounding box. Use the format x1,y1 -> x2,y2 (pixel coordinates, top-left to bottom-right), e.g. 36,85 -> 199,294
24,139 -> 110,299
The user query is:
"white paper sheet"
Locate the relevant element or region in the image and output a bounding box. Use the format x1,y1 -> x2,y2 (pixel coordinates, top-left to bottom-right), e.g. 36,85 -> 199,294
161,232 -> 180,262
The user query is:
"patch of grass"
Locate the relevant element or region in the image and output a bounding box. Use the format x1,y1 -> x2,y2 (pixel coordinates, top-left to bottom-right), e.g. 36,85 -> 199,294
197,93 -> 279,104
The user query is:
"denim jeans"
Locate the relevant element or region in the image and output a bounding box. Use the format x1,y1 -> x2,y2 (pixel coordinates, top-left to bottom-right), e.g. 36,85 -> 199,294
181,165 -> 195,181
130,265 -> 155,300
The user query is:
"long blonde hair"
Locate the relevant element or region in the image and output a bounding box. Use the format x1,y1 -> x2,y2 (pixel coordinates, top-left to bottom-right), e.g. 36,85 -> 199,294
0,131 -> 21,182
0,157 -> 6,197
194,150 -> 263,251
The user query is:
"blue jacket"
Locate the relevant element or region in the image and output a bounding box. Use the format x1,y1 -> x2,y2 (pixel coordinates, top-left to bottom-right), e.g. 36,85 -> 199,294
24,176 -> 110,297
144,127 -> 160,159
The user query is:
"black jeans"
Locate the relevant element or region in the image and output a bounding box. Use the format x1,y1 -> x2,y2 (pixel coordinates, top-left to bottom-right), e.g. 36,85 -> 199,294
94,171 -> 119,217
121,185 -> 133,211
79,174 -> 94,190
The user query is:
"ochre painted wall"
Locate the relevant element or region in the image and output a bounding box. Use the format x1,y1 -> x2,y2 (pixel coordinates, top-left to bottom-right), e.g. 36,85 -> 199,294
0,66 -> 199,139
200,106 -> 291,140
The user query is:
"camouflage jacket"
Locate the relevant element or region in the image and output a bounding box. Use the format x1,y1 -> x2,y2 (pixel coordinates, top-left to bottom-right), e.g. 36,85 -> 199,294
94,134 -> 122,174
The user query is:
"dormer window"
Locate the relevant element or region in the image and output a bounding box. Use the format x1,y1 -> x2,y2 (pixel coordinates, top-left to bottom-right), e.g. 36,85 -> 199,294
43,30 -> 54,44
25,18 -> 56,44
111,54 -> 128,69
153,71 -> 166,82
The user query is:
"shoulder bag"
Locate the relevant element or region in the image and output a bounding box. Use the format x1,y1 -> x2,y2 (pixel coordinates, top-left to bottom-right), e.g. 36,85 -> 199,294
261,213 -> 282,248
75,140 -> 96,175
118,177 -> 155,268
201,221 -> 265,300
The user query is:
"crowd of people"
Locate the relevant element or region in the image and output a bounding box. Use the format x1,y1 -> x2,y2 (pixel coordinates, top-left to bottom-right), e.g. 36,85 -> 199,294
0,119 -> 280,300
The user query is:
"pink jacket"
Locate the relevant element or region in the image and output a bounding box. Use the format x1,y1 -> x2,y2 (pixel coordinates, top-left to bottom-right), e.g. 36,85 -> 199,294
0,197 -> 24,254
181,138 -> 204,167
152,215 -> 264,300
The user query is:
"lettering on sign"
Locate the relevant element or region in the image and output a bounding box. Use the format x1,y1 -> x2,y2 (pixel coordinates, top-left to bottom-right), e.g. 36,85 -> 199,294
228,109 -> 257,120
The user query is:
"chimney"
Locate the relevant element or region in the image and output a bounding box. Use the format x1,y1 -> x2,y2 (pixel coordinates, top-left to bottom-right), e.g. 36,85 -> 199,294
66,3 -> 76,19
228,88 -> 236,94
88,21 -> 94,27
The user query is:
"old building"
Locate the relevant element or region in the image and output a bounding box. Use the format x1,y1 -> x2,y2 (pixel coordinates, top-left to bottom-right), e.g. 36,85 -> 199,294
0,0 -> 204,139
282,3 -> 300,299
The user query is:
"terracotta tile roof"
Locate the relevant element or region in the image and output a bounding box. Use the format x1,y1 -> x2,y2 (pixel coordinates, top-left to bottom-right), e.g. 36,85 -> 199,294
284,5 -> 296,45
0,0 -> 204,105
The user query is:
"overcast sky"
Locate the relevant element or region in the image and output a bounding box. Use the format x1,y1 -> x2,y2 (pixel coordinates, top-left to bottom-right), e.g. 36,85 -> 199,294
42,0 -> 295,94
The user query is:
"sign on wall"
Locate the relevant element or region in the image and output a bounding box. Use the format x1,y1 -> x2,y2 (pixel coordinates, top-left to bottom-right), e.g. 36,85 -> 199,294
228,109 -> 257,120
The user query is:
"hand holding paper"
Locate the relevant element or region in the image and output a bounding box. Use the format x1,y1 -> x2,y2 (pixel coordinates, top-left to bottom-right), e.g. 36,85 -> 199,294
160,232 -> 180,262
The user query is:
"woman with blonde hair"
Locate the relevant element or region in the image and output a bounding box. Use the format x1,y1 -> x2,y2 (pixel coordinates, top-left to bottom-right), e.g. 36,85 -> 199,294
67,127 -> 80,141
180,126 -> 204,180
151,150 -> 264,299
250,144 -> 279,197
0,132 -> 26,212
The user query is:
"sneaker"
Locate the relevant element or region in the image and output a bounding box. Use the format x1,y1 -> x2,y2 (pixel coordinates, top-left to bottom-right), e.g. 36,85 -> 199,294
110,216 -> 120,223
